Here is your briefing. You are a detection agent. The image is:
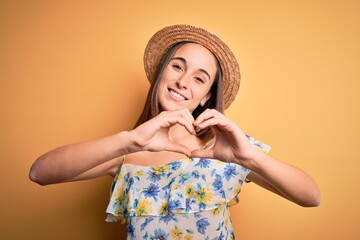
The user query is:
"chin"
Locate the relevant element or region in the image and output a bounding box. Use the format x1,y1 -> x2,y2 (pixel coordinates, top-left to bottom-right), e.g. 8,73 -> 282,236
160,102 -> 195,113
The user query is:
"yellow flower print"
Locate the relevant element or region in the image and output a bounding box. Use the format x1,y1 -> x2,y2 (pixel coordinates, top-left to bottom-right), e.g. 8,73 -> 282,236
115,208 -> 124,217
170,227 -> 183,240
153,165 -> 169,175
114,188 -> 125,205
185,185 -> 195,198
159,202 -> 168,215
136,200 -> 152,216
212,205 -> 223,216
183,233 -> 194,240
196,187 -> 213,204
135,169 -> 143,177
171,184 -> 180,190
116,172 -> 122,182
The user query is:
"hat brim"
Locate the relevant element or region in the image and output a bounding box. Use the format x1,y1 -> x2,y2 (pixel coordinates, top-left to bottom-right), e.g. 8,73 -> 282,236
144,24 -> 240,109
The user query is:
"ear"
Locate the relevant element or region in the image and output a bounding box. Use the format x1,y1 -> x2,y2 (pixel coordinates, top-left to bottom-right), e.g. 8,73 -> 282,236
200,92 -> 211,107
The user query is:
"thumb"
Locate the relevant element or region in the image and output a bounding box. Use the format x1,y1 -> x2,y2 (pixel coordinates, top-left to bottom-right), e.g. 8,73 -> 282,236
190,149 -> 214,159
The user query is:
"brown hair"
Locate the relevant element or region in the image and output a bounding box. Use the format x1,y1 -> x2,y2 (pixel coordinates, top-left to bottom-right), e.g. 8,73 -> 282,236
134,42 -> 223,143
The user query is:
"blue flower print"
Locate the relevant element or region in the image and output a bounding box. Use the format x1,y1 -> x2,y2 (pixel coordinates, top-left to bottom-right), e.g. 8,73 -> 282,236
159,212 -> 176,224
185,198 -> 192,212
105,135 -> 269,238
179,171 -> 191,184
142,232 -> 148,240
124,172 -> 130,182
195,158 -> 211,168
133,198 -> 138,208
171,161 -> 182,171
142,183 -> 160,200
151,228 -> 169,240
127,221 -> 135,238
219,189 -> 226,198
123,207 -> 128,216
147,170 -> 162,182
140,217 -> 154,231
191,170 -> 200,179
128,177 -> 134,188
168,199 -> 181,211
241,166 -> 251,174
196,218 -> 210,234
223,164 -> 238,181
198,202 -> 206,210
218,231 -> 225,240
212,174 -> 223,191
162,177 -> 175,191
201,174 -> 207,182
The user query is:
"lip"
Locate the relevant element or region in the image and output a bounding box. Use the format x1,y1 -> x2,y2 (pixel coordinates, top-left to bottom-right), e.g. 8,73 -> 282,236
168,88 -> 188,101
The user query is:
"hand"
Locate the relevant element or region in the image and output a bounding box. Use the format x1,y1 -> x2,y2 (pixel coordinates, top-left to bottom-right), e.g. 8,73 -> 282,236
191,109 -> 256,166
129,109 -> 196,156
191,109 -> 321,207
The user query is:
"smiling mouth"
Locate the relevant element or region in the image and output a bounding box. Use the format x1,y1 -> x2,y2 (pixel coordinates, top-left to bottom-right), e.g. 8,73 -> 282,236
168,88 -> 188,101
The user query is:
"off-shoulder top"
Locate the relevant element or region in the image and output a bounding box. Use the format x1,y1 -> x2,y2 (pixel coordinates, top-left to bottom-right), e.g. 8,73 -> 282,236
105,136 -> 271,239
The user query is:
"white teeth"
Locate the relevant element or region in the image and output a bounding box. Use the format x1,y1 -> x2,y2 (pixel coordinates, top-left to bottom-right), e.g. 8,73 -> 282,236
169,89 -> 186,100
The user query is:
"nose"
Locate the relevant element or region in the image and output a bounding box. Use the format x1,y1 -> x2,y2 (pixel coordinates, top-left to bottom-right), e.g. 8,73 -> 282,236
176,74 -> 190,89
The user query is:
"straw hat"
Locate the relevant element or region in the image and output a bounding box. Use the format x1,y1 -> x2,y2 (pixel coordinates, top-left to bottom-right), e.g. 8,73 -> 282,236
143,24 -> 240,109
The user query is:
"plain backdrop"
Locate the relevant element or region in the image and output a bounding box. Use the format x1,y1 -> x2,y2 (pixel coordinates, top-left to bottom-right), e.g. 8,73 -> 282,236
1,0 -> 359,239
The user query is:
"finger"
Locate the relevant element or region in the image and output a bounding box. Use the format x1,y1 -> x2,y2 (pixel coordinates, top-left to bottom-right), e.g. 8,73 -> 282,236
193,108 -> 211,124
177,109 -> 195,133
195,118 -> 233,133
179,108 -> 195,124
164,116 -> 196,135
190,148 -> 214,159
194,109 -> 225,126
162,109 -> 195,125
160,110 -> 195,133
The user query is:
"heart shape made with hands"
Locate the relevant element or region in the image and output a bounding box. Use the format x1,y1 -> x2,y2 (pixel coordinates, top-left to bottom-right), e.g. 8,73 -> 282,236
132,108 -> 253,164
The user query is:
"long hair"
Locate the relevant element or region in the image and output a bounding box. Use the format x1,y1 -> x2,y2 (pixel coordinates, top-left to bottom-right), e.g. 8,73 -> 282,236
134,42 -> 224,144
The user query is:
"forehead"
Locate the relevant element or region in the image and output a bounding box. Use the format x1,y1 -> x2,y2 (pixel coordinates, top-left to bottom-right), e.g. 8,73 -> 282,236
172,43 -> 216,61
172,43 -> 217,78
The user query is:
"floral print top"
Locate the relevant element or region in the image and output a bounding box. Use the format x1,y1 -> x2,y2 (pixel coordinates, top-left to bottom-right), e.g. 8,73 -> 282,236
106,136 -> 270,239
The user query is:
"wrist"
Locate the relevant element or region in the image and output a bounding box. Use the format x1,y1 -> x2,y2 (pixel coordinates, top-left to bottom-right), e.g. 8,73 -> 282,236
115,131 -> 142,155
236,148 -> 265,171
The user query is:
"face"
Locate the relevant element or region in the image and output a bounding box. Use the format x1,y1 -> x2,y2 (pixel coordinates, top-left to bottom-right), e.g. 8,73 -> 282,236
157,43 -> 217,113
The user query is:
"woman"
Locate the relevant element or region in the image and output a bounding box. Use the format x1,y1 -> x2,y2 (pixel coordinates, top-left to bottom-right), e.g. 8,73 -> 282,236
30,25 -> 320,239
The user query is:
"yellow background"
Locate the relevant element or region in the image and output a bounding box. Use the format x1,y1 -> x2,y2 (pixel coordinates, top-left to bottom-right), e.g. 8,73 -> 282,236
1,0 -> 359,239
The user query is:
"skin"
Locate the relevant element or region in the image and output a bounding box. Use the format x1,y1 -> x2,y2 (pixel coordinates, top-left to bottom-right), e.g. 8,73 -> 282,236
157,43 -> 216,113
29,43 -> 320,207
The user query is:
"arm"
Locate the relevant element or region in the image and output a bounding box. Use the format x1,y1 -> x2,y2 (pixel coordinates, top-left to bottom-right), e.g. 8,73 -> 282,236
29,109 -> 196,185
245,154 -> 320,207
192,109 -> 320,207
29,131 -> 134,185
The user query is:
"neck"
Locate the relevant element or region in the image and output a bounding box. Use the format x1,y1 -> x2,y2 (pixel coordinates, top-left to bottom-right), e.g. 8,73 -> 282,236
169,124 -> 205,150
168,124 -> 192,142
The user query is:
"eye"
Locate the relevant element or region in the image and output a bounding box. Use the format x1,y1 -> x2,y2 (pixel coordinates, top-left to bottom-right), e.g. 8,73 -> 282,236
194,77 -> 205,84
172,64 -> 183,71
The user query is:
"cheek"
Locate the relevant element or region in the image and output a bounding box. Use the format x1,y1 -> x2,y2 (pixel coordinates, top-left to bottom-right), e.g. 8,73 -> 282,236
158,74 -> 172,89
196,86 -> 212,99
161,66 -> 175,81
157,74 -> 169,92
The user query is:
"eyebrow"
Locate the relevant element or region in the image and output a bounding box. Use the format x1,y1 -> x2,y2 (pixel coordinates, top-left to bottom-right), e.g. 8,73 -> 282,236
170,57 -> 212,81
